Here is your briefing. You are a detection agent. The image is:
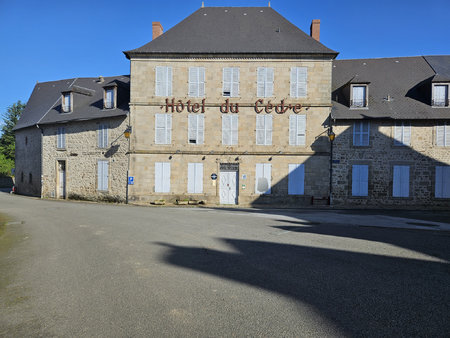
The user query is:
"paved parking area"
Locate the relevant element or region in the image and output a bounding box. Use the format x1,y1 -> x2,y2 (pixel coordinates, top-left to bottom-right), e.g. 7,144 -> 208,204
1,193 -> 449,337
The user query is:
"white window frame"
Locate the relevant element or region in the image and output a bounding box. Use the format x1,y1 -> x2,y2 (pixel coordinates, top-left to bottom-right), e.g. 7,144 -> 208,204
155,162 -> 171,193
436,123 -> 450,147
393,165 -> 410,197
257,67 -> 274,97
57,127 -> 66,149
289,114 -> 306,146
288,164 -> 305,195
432,84 -> 449,107
352,164 -> 368,197
97,160 -> 109,191
255,163 -> 271,194
188,114 -> 204,145
155,114 -> 172,145
188,67 -> 205,97
98,124 -> 108,148
155,66 -> 173,97
188,163 -> 203,194
353,121 -> 370,146
104,87 -> 116,109
435,166 -> 450,198
222,115 -> 238,145
393,122 -> 411,146
256,115 -> 272,145
62,93 -> 72,113
222,67 -> 239,97
290,67 -> 307,98
351,85 -> 368,108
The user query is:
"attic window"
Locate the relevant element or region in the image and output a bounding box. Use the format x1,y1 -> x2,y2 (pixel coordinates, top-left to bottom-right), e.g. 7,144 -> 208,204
432,84 -> 449,107
62,92 -> 72,113
104,87 -> 116,109
351,85 -> 368,108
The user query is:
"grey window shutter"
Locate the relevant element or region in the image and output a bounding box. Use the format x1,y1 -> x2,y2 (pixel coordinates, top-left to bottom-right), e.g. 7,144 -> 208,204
188,163 -> 195,193
197,115 -> 204,144
264,163 -> 271,194
98,161 -> 103,190
98,125 -> 103,147
436,125 -> 445,146
163,162 -> 170,192
189,67 -> 198,97
403,123 -> 411,146
446,124 -> 450,146
297,67 -> 307,98
155,162 -> 162,192
223,68 -> 232,96
166,114 -> 172,144
394,124 -> 402,145
256,115 -> 265,145
266,67 -> 274,97
155,67 -> 163,96
167,67 -> 172,96
198,67 -> 205,97
222,115 -> 231,145
188,114 -> 197,143
257,67 -> 265,97
289,115 -> 297,145
265,115 -> 273,145
231,115 -> 238,145
297,115 -> 306,145
290,68 -> 297,97
231,67 -> 239,97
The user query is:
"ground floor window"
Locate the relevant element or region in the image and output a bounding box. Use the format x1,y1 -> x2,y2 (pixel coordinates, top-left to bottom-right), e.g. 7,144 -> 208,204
188,163 -> 203,193
393,165 -> 410,197
155,162 -> 170,193
98,160 -> 109,191
352,165 -> 368,196
288,164 -> 304,195
435,166 -> 450,198
255,163 -> 271,194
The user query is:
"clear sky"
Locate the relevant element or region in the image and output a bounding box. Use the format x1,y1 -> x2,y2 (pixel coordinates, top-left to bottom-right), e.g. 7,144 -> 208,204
1,0 -> 449,122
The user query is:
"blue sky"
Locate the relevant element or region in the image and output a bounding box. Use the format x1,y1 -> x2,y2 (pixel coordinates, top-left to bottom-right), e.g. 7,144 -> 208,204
1,0 -> 449,122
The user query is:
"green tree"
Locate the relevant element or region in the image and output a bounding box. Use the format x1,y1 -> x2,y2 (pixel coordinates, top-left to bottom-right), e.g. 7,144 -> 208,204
0,101 -> 25,176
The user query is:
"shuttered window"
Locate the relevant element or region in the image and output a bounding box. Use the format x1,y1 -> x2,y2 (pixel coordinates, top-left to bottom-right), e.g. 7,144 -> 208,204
289,114 -> 306,146
435,166 -> 450,198
394,122 -> 411,146
436,123 -> 450,146
155,162 -> 171,193
188,163 -> 203,193
155,114 -> 172,144
188,114 -> 204,144
433,85 -> 449,107
288,164 -> 305,195
352,165 -> 368,196
98,124 -> 108,148
57,127 -> 66,149
290,67 -> 307,98
189,67 -> 205,97
353,121 -> 370,146
257,67 -> 274,97
393,165 -> 410,197
255,163 -> 271,194
351,86 -> 367,107
223,67 -> 239,97
222,115 -> 238,145
97,160 -> 109,191
256,115 -> 272,145
155,66 -> 173,96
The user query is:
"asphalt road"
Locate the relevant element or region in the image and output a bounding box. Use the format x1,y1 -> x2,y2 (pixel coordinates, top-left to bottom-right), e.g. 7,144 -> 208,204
0,193 -> 449,337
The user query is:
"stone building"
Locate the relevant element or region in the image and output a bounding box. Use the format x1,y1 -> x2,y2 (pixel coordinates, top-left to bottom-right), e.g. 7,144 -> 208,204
124,6 -> 337,205
14,76 -> 130,201
331,56 -> 450,207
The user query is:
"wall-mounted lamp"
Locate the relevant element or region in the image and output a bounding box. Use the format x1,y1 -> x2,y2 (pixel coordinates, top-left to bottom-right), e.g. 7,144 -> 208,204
268,157 -> 273,161
328,130 -> 335,142
169,155 -> 173,160
124,126 -> 132,139
202,156 -> 206,160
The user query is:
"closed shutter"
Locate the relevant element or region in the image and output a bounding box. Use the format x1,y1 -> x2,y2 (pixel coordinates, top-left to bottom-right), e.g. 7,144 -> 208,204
188,163 -> 203,193
189,67 -> 198,97
57,127 -> 65,149
288,164 -> 305,195
155,162 -> 170,193
353,121 -> 370,146
290,68 -> 297,98
223,68 -> 232,96
266,115 -> 272,145
222,115 -> 238,145
257,67 -> 265,98
289,115 -> 306,146
403,123 -> 411,146
188,115 -> 205,144
197,115 -> 204,144
231,115 -> 238,145
266,67 -> 274,97
255,163 -> 271,194
352,165 -> 368,196
155,66 -> 172,96
98,160 -> 108,191
436,166 -> 450,198
256,115 -> 272,145
394,122 -> 411,146
256,115 -> 264,145
155,114 -> 172,144
231,67 -> 239,97
167,67 -> 172,96
393,165 -> 409,197
436,124 -> 450,146
98,124 -> 108,148
290,67 -> 307,98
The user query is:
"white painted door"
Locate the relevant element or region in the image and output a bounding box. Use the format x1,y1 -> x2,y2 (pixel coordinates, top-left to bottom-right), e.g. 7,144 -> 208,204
58,161 -> 66,198
220,171 -> 238,204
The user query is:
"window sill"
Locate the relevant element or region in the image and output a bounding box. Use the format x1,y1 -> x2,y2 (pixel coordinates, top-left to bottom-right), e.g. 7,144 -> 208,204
56,148 -> 66,151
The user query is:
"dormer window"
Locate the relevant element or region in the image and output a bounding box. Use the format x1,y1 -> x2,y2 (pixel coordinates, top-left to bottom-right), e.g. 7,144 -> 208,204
351,85 -> 368,108
432,84 -> 449,107
104,87 -> 116,109
62,92 -> 72,113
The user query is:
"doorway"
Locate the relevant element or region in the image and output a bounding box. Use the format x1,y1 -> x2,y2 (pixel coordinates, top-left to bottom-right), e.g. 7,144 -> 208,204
57,160 -> 66,199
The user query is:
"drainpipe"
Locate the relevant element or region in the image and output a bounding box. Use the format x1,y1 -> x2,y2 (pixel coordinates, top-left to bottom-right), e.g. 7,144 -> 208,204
37,124 -> 43,198
327,116 -> 335,206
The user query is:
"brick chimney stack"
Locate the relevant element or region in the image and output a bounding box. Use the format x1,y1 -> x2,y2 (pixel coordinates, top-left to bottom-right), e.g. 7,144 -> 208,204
152,22 -> 163,40
310,19 -> 320,42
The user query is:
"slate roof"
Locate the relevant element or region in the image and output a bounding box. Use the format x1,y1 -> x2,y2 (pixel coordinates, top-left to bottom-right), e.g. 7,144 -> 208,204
331,56 -> 450,120
124,7 -> 337,57
15,76 -> 130,131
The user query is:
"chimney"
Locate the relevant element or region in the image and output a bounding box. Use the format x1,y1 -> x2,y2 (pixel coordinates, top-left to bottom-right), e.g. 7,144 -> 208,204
152,22 -> 163,40
310,19 -> 320,42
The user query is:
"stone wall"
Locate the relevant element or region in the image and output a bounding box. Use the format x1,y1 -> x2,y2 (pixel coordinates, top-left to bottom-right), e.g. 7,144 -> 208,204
331,120 -> 450,208
15,127 -> 42,196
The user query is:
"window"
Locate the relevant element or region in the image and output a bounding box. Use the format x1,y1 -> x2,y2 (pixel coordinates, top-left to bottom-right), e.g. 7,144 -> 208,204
189,67 -> 205,97
352,165 -> 368,196
29,173 -> 32,184
98,124 -> 108,148
288,164 -> 305,195
436,123 -> 450,146
155,114 -> 172,144
21,172 -> 24,183
97,160 -> 109,191
394,122 -> 411,146
57,127 -> 66,149
104,87 -> 115,109
393,165 -> 410,197
351,85 -> 368,108
432,84 -> 449,107
62,93 -> 71,112
353,121 -> 370,146
255,163 -> 271,194
290,67 -> 307,98
435,166 -> 450,198
188,163 -> 203,193
256,115 -> 272,145
155,162 -> 170,193
222,115 -> 238,145
223,67 -> 239,97
188,114 -> 204,144
289,115 -> 306,146
257,67 -> 274,97
155,66 -> 172,96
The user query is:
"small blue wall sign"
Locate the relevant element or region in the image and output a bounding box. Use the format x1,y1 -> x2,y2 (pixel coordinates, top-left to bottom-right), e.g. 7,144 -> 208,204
128,176 -> 134,185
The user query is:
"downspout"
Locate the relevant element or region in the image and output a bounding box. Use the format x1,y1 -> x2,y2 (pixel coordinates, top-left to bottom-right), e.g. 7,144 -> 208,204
36,124 -> 43,198
328,115 -> 335,206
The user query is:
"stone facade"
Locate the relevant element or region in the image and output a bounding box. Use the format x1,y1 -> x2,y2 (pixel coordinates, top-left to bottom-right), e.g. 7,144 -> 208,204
15,127 -> 42,196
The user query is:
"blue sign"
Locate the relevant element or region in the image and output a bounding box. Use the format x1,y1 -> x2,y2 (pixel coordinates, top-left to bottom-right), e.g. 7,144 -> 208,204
211,173 -> 217,180
128,176 -> 134,185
